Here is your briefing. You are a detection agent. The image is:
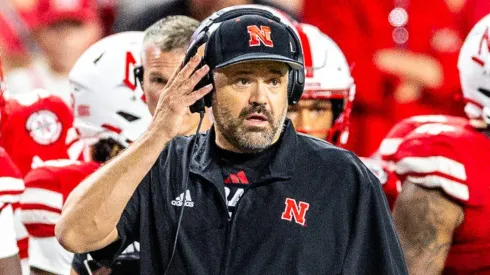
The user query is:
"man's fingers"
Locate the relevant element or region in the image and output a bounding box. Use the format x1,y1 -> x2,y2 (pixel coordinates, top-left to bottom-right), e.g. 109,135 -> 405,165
183,64 -> 210,93
183,84 -> 213,106
176,53 -> 202,82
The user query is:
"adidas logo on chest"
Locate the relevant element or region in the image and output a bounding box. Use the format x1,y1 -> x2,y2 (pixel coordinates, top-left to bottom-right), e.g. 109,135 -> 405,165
171,190 -> 194,207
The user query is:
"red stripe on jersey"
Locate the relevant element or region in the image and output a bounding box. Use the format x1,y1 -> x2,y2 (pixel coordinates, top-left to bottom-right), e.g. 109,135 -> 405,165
25,223 -> 55,238
21,203 -> 62,214
17,237 -> 29,260
0,190 -> 23,196
11,202 -> 21,210
24,181 -> 60,193
296,24 -> 313,77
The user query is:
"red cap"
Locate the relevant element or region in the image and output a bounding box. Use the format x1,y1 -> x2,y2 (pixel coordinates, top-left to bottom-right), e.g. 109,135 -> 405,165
36,0 -> 98,28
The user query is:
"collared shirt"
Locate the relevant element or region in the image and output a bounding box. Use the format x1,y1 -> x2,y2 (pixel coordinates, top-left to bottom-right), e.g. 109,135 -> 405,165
102,119 -> 408,274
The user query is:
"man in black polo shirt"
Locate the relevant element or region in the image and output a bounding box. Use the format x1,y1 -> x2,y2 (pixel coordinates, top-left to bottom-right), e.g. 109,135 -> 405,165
56,7 -> 408,275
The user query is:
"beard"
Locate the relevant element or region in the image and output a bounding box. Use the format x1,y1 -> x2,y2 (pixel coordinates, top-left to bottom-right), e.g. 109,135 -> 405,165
213,98 -> 287,153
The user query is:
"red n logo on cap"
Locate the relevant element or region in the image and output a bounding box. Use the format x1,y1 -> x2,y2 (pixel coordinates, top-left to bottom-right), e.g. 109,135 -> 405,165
247,25 -> 274,47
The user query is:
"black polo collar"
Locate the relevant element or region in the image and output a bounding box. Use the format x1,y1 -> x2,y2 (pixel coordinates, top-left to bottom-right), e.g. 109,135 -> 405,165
190,119 -> 297,185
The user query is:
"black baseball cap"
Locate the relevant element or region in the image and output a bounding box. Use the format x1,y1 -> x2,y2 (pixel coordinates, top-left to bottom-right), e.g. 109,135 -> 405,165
205,14 -> 303,70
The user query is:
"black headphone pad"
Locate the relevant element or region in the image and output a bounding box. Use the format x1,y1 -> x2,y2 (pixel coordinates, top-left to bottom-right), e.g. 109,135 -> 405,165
288,69 -> 305,105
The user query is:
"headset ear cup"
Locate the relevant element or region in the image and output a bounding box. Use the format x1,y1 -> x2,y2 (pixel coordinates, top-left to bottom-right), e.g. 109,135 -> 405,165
288,70 -> 305,105
289,69 -> 305,105
203,71 -> 214,107
287,70 -> 295,103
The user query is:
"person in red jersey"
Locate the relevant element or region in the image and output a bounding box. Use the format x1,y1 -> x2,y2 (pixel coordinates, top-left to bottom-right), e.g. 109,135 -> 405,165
20,31 -> 152,275
1,55 -> 75,275
375,115 -> 468,208
389,14 -> 490,274
0,89 -> 74,177
302,0 -> 467,157
5,0 -> 103,106
283,22 -> 399,199
286,23 -> 355,146
0,56 -> 24,275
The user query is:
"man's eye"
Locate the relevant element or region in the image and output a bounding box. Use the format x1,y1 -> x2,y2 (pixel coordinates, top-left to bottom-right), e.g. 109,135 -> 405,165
236,78 -> 251,86
270,79 -> 281,86
150,77 -> 166,85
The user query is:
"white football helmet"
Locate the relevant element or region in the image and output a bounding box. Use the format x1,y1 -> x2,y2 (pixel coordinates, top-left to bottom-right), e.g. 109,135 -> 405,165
69,31 -> 151,148
458,14 -> 490,124
295,23 -> 356,147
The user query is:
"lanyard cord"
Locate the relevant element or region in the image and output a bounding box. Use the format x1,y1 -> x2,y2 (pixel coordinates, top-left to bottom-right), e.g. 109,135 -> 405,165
163,110 -> 205,274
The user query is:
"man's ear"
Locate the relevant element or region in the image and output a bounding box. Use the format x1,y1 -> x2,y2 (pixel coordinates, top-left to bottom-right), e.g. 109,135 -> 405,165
197,43 -> 206,59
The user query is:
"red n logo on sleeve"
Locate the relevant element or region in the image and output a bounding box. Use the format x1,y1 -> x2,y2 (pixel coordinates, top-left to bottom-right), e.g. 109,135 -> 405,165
281,198 -> 310,226
247,25 -> 274,47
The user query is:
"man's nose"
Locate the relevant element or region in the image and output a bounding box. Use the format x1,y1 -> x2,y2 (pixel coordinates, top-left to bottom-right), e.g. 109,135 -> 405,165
249,82 -> 268,105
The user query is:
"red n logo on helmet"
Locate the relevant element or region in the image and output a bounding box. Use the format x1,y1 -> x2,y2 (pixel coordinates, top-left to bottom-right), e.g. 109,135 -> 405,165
281,198 -> 310,226
124,52 -> 137,91
247,25 -> 274,47
472,26 -> 490,67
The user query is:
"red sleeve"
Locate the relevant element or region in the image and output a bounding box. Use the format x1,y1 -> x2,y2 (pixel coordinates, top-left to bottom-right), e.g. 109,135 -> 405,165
21,167 -> 62,238
393,126 -> 475,205
302,0 -> 386,111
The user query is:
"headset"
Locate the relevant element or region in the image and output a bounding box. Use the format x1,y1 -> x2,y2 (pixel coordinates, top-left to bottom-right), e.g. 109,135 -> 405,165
134,66 -> 143,86
183,6 -> 306,114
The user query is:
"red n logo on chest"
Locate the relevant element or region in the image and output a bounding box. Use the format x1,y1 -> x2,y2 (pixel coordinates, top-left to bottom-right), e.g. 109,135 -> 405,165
281,198 -> 310,226
247,25 -> 274,47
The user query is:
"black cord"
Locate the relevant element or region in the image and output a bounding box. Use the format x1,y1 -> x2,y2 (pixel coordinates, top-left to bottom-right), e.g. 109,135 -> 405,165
163,110 -> 205,275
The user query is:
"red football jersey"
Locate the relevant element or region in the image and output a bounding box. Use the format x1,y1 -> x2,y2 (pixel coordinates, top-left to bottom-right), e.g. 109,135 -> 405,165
0,147 -> 24,212
0,90 -> 74,176
376,115 -> 468,206
21,160 -> 100,238
392,116 -> 490,273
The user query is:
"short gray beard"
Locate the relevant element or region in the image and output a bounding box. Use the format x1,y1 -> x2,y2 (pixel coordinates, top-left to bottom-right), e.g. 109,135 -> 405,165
213,101 -> 287,153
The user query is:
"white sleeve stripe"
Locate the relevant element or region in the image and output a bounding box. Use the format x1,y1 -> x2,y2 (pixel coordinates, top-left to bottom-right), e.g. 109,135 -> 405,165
406,175 -> 469,201
379,138 -> 403,156
21,188 -> 63,210
0,177 -> 25,192
0,194 -> 21,204
21,209 -> 60,225
396,156 -> 467,181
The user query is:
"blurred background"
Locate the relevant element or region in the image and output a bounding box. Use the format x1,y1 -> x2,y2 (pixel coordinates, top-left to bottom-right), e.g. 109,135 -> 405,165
1,0 -> 489,157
